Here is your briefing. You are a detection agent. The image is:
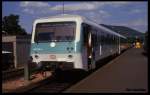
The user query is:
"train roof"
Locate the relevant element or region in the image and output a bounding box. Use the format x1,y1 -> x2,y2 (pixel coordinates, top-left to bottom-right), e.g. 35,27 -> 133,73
38,14 -> 82,19
35,14 -> 126,39
81,16 -> 126,39
35,14 -> 83,22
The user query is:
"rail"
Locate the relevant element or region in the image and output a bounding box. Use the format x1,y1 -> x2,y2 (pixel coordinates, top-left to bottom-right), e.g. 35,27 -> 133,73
2,67 -> 24,80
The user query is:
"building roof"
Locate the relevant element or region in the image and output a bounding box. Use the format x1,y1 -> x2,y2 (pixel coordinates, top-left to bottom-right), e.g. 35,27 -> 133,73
2,51 -> 12,54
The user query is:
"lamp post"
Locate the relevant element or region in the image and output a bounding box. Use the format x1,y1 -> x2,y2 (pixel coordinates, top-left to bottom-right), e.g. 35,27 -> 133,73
62,1 -> 64,15
118,30 -> 120,54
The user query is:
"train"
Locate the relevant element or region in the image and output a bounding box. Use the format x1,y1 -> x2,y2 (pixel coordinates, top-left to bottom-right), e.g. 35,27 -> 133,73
29,14 -> 128,71
143,32 -> 148,53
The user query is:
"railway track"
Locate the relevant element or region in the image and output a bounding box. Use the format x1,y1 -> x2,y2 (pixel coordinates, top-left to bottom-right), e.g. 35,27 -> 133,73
23,49 -> 128,93
28,80 -> 74,93
27,70 -> 88,93
25,55 -> 119,93
2,67 -> 24,80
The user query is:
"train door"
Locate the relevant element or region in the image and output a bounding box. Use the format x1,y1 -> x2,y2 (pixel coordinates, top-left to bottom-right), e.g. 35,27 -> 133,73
91,29 -> 96,70
82,23 -> 95,71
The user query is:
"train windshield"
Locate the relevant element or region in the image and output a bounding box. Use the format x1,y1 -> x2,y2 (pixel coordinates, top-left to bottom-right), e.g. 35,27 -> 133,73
34,22 -> 76,42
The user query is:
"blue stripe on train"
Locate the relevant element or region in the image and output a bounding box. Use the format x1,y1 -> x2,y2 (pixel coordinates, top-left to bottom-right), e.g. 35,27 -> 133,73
30,41 -> 82,54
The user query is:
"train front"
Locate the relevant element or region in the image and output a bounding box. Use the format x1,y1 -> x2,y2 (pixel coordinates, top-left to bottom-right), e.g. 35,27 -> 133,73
30,19 -> 83,71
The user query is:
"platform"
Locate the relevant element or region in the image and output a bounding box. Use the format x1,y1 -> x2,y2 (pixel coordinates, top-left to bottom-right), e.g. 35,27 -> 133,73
64,48 -> 148,93
2,71 -> 52,93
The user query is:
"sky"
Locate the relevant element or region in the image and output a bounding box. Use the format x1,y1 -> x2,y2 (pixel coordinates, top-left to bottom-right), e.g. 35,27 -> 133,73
2,1 -> 148,34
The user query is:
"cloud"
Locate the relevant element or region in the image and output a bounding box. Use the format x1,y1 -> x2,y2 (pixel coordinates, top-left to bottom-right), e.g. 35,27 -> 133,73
130,9 -> 142,13
20,2 -> 106,14
82,11 -> 106,24
83,10 -> 111,24
20,2 -> 51,14
129,9 -> 147,15
50,2 -> 104,11
20,2 -> 133,14
129,19 -> 147,26
20,1 -> 49,8
23,8 -> 34,14
49,2 -> 132,11
108,2 -> 131,7
98,10 -> 111,18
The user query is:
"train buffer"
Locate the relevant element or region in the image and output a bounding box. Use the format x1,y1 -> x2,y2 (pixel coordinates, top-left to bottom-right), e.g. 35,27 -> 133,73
64,48 -> 148,93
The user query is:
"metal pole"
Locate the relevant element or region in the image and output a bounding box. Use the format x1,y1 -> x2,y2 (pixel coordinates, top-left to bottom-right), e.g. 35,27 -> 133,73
24,60 -> 30,81
118,31 -> 120,54
63,1 -> 64,15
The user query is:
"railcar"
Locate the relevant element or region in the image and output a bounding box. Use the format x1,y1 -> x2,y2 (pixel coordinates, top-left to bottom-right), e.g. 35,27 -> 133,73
30,14 -> 126,71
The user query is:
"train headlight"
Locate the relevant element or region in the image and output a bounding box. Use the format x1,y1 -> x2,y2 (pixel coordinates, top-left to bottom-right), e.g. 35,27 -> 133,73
35,55 -> 39,59
50,42 -> 56,47
68,55 -> 73,59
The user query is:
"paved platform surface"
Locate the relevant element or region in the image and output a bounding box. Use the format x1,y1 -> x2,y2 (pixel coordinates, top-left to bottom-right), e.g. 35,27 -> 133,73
64,48 -> 148,93
2,71 -> 52,93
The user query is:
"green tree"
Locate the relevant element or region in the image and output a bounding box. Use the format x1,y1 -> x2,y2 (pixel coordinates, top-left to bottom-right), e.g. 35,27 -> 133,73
2,14 -> 27,35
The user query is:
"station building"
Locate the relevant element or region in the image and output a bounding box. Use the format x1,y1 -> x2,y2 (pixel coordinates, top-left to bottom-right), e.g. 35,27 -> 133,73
2,35 -> 31,70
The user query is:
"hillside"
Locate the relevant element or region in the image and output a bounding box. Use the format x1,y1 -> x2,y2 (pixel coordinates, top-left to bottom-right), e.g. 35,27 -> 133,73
100,24 -> 144,38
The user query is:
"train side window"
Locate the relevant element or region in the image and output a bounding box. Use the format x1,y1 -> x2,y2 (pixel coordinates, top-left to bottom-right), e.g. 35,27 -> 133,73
108,34 -> 111,44
97,30 -> 99,45
107,34 -> 109,44
92,33 -> 95,46
115,36 -> 117,45
113,35 -> 115,44
110,34 -> 112,44
109,34 -> 111,44
116,36 -> 118,45
96,29 -> 99,46
101,31 -> 103,45
101,31 -> 104,45
111,35 -> 114,44
114,35 -> 116,45
93,28 -> 97,46
98,33 -> 100,45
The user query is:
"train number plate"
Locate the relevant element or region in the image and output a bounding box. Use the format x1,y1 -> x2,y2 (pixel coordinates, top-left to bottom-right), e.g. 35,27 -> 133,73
49,55 -> 56,59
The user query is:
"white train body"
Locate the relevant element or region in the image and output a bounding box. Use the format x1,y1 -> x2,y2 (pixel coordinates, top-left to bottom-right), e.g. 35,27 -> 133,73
30,14 -> 126,71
